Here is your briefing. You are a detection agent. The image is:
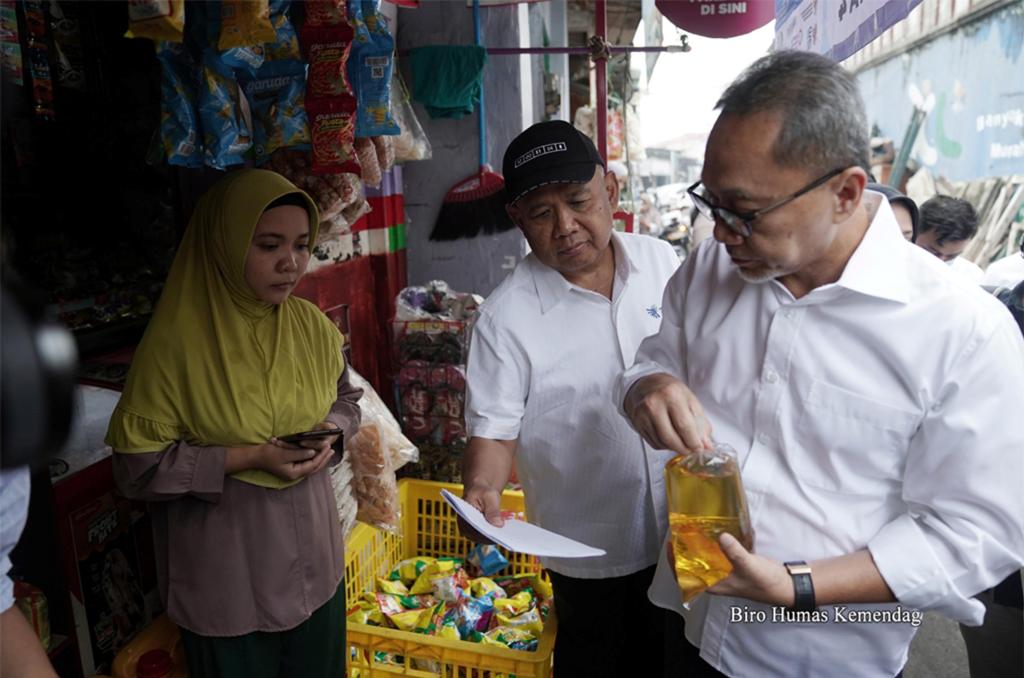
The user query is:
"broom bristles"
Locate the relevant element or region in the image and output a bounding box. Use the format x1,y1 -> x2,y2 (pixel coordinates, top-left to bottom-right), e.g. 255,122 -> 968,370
430,167 -> 515,241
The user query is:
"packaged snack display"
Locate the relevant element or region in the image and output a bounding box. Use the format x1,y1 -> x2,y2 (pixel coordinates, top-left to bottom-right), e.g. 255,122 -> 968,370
371,134 -> 395,174
217,0 -> 274,50
348,550 -> 551,653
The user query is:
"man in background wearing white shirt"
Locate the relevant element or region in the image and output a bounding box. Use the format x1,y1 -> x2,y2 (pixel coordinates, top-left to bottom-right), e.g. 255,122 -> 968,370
618,51 -> 1024,677
915,195 -> 984,282
459,120 -> 680,677
981,239 -> 1024,290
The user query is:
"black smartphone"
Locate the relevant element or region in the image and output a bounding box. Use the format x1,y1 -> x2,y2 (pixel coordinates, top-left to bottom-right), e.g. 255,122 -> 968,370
278,428 -> 341,445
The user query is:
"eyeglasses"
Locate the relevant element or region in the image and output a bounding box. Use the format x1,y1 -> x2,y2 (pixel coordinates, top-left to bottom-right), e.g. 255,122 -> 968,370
688,167 -> 848,238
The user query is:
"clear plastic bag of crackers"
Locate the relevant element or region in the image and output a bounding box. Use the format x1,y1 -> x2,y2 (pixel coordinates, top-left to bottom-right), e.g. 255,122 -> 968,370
665,442 -> 754,603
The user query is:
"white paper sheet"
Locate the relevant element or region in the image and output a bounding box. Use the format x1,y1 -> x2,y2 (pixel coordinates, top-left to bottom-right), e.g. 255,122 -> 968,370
440,489 -> 606,558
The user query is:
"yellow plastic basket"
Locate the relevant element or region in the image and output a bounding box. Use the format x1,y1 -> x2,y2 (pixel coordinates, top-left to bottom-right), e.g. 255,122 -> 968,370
345,479 -> 555,677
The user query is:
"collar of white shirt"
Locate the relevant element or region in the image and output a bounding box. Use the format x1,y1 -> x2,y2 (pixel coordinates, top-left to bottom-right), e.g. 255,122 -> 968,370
530,230 -> 637,314
820,192 -> 911,305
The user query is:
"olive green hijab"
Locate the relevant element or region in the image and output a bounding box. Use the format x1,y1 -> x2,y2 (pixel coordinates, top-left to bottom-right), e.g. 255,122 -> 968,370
106,169 -> 344,489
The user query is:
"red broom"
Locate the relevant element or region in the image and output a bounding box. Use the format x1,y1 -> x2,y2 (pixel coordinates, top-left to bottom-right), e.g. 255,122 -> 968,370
429,0 -> 514,241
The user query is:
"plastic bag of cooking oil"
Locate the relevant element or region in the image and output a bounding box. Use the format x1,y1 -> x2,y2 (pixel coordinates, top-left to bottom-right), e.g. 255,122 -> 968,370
665,442 -> 753,603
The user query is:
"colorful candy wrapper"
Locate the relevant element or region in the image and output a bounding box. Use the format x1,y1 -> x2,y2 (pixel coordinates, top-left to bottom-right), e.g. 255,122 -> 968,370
469,577 -> 506,601
408,558 -> 462,595
347,600 -> 385,626
388,602 -> 442,634
492,591 -> 533,617
467,544 -> 509,577
388,557 -> 436,585
479,627 -> 538,651
492,608 -> 543,639
127,0 -> 185,42
538,596 -> 554,622
429,572 -> 468,604
218,0 -> 275,50
156,41 -> 202,168
454,597 -> 493,638
396,594 -> 437,610
376,577 -> 409,596
199,49 -> 251,169
374,593 -> 407,617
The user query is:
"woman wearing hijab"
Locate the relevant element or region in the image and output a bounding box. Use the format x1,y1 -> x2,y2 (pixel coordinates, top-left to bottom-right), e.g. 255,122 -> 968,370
106,169 -> 362,677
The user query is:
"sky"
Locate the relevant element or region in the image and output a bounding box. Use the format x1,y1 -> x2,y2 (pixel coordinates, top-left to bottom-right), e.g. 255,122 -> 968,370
635,19 -> 777,147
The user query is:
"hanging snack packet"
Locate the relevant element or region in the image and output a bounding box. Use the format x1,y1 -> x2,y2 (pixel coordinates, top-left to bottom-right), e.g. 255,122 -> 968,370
355,136 -> 382,187
347,0 -> 399,137
241,63 -> 310,164
302,24 -> 354,99
199,50 -> 251,169
306,96 -> 360,175
305,0 -> 348,26
264,0 -> 301,63
126,0 -> 184,42
218,0 -> 275,50
156,41 -> 202,168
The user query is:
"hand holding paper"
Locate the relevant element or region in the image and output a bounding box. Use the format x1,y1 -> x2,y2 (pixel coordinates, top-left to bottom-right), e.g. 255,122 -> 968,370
442,489 -> 606,558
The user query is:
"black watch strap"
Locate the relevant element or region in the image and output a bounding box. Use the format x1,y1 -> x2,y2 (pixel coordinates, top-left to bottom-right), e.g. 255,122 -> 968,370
784,560 -> 816,612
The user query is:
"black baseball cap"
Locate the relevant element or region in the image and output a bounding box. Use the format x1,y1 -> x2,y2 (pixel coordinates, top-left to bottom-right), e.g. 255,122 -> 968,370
502,120 -> 605,205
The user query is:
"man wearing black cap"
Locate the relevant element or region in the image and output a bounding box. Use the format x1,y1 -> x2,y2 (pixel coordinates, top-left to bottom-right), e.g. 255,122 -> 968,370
458,120 -> 681,677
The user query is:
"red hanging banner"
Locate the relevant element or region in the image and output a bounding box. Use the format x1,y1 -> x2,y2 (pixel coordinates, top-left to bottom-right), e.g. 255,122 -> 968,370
657,0 -> 774,39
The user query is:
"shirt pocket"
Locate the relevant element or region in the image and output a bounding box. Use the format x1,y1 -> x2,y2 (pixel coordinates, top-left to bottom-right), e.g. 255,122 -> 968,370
793,378 -> 920,494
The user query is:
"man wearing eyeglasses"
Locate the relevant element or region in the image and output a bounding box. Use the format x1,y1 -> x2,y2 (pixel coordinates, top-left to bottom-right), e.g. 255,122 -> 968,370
616,50 -> 1024,677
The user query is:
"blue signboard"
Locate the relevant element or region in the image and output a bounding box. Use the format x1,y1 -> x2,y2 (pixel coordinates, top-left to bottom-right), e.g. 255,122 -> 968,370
855,5 -> 1024,181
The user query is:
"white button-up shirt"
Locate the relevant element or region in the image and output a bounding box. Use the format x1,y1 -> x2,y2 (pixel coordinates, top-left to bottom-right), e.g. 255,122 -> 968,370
466,231 -> 680,578
617,196 -> 1024,677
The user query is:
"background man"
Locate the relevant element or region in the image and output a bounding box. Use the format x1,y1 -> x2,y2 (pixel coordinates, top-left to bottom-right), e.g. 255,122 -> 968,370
916,195 -> 983,281
618,51 -> 1024,677
460,120 -> 680,677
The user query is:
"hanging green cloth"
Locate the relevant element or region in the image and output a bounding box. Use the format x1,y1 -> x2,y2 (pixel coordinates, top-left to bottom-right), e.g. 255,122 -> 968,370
410,45 -> 488,119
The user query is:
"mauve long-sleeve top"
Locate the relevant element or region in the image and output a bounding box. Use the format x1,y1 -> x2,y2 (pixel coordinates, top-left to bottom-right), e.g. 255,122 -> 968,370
114,362 -> 362,637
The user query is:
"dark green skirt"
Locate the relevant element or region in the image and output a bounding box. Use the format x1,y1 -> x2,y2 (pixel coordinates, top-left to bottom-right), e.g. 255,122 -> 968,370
180,583 -> 346,678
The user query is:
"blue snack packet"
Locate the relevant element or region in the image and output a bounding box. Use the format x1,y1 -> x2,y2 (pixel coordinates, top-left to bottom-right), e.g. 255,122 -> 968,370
199,49 -> 252,169
467,544 -> 510,577
156,41 -> 202,168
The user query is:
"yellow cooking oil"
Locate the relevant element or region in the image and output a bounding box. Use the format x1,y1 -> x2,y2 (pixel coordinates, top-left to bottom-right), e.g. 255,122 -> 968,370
666,444 -> 753,602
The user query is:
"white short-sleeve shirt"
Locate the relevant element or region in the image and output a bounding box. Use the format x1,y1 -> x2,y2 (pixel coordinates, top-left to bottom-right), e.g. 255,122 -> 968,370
466,231 -> 681,578
617,194 -> 1024,677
